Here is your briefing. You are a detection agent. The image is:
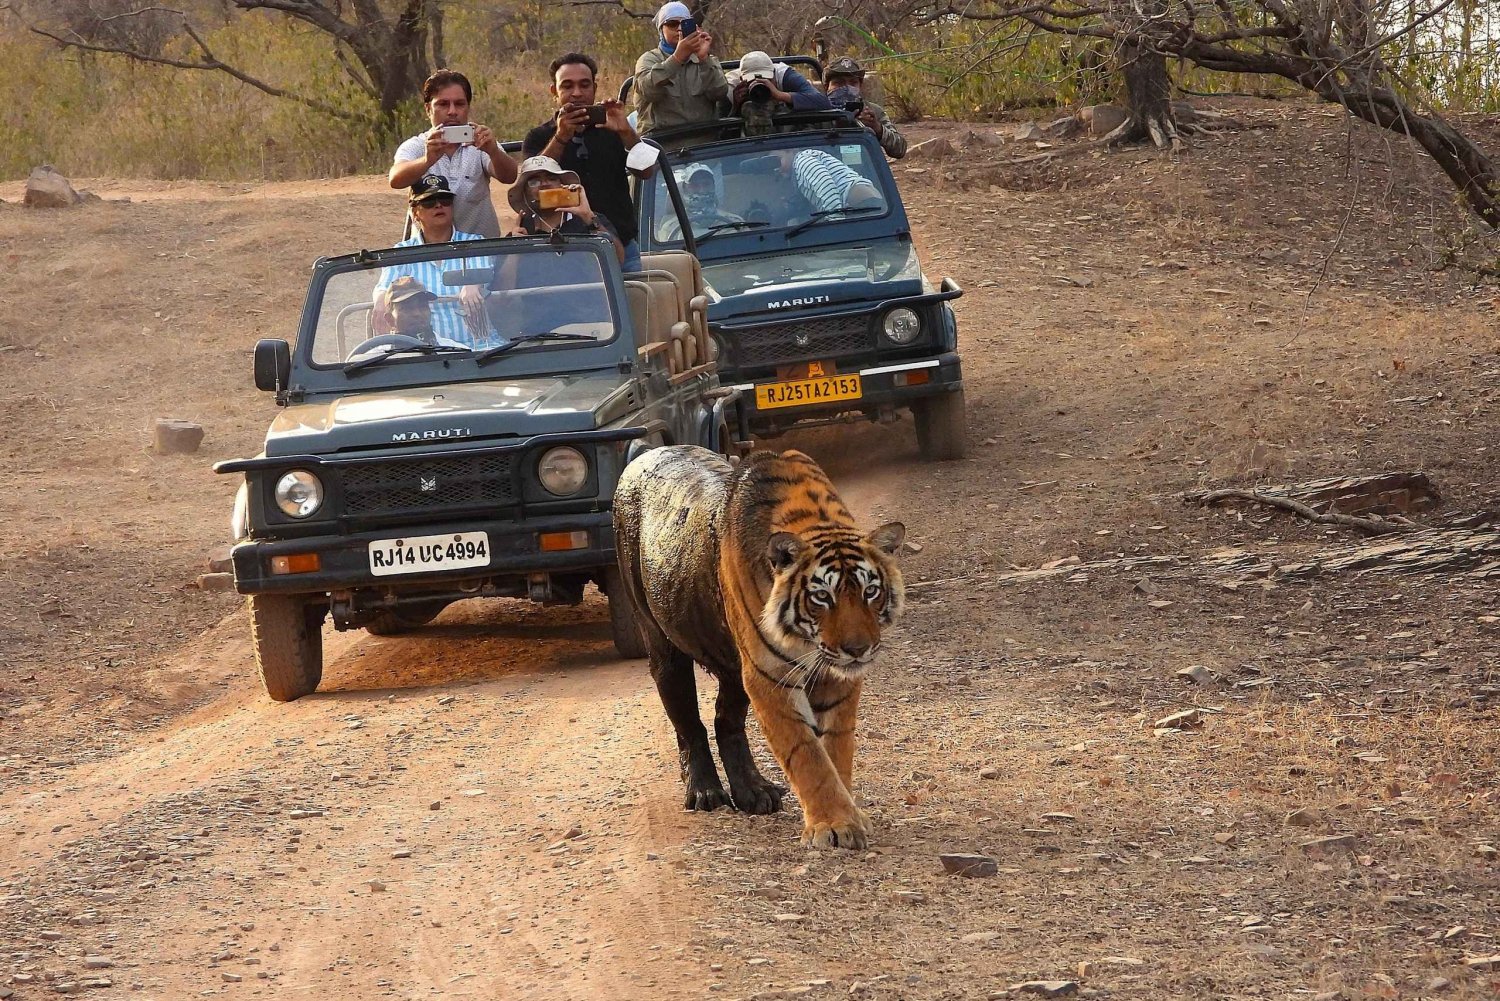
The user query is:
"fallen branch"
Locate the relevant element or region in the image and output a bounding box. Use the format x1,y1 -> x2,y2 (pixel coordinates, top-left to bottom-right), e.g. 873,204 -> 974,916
1190,488 -> 1414,535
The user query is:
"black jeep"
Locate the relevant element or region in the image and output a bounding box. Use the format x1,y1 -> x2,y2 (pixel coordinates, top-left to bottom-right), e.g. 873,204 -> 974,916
217,229 -> 734,701
627,72 -> 966,460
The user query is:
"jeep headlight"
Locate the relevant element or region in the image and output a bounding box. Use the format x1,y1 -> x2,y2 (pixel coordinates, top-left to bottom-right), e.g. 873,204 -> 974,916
274,470 -> 324,518
538,447 -> 588,496
882,307 -> 921,345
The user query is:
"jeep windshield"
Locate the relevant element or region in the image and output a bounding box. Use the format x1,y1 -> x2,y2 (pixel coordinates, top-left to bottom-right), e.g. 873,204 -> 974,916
646,137 -> 892,247
697,239 -> 921,297
307,242 -> 618,370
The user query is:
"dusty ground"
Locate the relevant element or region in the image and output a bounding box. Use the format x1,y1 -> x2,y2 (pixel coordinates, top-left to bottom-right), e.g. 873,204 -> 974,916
1,101 -> 1497,1000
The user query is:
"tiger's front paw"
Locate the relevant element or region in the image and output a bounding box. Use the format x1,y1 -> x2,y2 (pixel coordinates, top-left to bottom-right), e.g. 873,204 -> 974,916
730,778 -> 785,815
800,810 -> 872,850
683,778 -> 732,812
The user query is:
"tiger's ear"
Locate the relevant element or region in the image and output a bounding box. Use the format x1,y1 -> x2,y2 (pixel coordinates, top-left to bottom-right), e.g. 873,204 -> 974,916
866,521 -> 906,555
766,532 -> 805,571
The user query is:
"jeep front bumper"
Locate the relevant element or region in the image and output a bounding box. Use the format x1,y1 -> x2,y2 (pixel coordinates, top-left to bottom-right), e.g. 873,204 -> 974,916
230,510 -> 616,595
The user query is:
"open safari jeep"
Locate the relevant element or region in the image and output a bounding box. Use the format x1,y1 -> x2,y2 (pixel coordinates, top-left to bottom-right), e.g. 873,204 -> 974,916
217,230 -> 734,701
634,100 -> 967,459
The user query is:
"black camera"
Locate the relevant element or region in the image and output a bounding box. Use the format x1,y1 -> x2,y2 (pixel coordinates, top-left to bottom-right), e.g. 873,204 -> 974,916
746,79 -> 773,103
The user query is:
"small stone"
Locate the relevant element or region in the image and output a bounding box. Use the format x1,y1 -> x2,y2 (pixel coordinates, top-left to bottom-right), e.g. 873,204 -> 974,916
892,890 -> 926,904
1040,812 -> 1075,823
1213,832 -> 1237,846
1300,834 -> 1357,855
429,801 -> 442,811
460,789 -> 486,797
1443,925 -> 1468,941
1176,665 -> 1222,685
1475,844 -> 1497,860
38,930 -> 64,941
940,853 -> 998,877
23,165 -> 82,208
979,767 -> 1002,780
288,810 -> 323,820
392,849 -> 412,859
437,696 -> 456,705
365,879 -> 387,892
1426,976 -> 1452,991
1465,955 -> 1500,971
221,972 -> 242,983
1285,807 -> 1321,827
1013,982 -> 1078,997
152,418 -> 205,455
1154,709 -> 1201,730
961,931 -> 1001,944
773,913 -> 805,923
82,958 -> 113,970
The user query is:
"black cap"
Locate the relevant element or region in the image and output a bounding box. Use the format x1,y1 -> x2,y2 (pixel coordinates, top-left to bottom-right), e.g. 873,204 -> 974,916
409,173 -> 455,205
825,56 -> 866,77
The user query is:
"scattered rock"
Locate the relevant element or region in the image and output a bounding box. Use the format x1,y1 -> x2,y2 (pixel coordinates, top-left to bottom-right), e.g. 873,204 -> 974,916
773,913 -> 806,923
1044,116 -> 1080,139
365,879 -> 387,892
1013,981 -> 1078,997
1080,104 -> 1129,137
961,931 -> 1001,944
288,810 -> 323,820
82,957 -> 112,970
1300,834 -> 1358,855
1426,976 -> 1452,991
221,972 -> 243,983
940,852 -> 999,877
892,890 -> 926,904
1013,122 -> 1045,142
1285,807 -> 1322,828
429,800 -> 442,811
392,849 -> 412,859
909,137 -> 956,159
24,165 -> 82,208
1176,664 -> 1223,686
1153,709 -> 1202,731
153,418 -> 205,455
1465,955 -> 1500,971
979,766 -> 1002,780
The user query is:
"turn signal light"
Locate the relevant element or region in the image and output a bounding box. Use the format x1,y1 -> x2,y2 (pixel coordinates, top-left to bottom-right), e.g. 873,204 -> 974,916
894,370 -> 931,387
539,531 -> 590,552
269,553 -> 321,575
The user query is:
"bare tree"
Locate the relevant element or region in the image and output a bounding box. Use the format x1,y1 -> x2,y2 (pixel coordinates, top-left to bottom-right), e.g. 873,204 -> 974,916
4,0 -> 448,129
930,0 -> 1500,226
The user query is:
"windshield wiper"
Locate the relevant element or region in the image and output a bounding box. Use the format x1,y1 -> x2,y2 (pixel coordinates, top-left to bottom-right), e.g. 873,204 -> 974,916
785,206 -> 883,238
344,343 -> 470,374
474,331 -> 597,366
696,220 -> 770,244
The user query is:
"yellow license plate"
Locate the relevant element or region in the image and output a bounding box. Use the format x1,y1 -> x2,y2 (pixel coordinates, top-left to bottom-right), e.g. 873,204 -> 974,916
755,374 -> 863,410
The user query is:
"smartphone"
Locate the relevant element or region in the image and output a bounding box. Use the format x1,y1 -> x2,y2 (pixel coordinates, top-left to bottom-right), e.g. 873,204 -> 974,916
585,104 -> 608,126
537,186 -> 581,210
680,16 -> 697,35
439,123 -> 476,145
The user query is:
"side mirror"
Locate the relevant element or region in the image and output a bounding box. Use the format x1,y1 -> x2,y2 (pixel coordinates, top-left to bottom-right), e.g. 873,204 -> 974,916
253,339 -> 291,393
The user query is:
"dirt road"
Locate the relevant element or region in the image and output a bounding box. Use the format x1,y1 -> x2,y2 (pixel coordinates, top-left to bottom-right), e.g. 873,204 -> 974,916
2,104 -> 1498,1000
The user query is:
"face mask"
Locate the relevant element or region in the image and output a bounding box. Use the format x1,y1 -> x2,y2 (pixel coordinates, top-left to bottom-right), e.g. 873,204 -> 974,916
685,190 -> 717,216
828,83 -> 862,103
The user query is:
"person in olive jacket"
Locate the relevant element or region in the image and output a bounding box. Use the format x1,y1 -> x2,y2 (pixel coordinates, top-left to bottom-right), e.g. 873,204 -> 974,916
633,2 -> 728,135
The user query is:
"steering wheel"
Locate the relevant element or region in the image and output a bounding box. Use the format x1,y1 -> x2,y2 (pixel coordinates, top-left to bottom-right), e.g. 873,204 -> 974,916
344,333 -> 428,363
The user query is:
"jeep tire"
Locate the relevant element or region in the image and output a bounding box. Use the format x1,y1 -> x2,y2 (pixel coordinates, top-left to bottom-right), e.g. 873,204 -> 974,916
248,594 -> 326,702
364,600 -> 449,636
604,565 -> 648,659
914,389 -> 968,461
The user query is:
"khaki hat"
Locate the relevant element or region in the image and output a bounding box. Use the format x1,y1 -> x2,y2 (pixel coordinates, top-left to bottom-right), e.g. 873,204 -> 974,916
825,56 -> 866,78
386,276 -> 437,305
508,155 -> 582,213
739,51 -> 775,81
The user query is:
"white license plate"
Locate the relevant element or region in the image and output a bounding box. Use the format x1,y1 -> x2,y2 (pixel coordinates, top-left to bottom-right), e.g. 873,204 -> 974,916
368,532 -> 489,577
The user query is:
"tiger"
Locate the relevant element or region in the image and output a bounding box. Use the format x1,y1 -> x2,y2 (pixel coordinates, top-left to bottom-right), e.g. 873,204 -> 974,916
612,446 -> 905,849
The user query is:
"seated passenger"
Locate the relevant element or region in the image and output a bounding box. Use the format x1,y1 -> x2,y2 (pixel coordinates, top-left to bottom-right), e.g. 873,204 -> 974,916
633,2 -> 728,135
384,277 -> 467,348
783,148 -> 884,215
507,155 -> 625,264
728,51 -> 831,135
372,175 -> 493,346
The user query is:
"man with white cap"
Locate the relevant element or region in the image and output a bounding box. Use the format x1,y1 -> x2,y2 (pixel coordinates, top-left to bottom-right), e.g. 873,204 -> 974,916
633,2 -> 728,135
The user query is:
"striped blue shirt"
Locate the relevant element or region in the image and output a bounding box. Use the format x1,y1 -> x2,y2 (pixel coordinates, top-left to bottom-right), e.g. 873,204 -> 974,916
792,150 -> 869,214
374,230 -> 495,347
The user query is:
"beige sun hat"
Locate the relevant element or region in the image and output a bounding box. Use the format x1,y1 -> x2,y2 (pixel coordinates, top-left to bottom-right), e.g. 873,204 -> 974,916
508,155 -> 581,213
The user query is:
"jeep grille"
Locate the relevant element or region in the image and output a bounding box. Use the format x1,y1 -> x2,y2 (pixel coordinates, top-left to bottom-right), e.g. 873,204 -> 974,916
730,315 -> 871,368
340,454 -> 516,516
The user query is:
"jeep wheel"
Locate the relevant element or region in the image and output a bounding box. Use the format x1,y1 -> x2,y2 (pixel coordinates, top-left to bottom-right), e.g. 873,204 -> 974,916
364,600 -> 449,636
248,594 -> 326,702
914,389 -> 968,461
604,566 -> 648,659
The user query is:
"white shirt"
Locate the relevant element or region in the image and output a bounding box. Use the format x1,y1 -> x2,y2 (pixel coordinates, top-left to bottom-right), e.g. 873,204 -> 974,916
393,136 -> 502,239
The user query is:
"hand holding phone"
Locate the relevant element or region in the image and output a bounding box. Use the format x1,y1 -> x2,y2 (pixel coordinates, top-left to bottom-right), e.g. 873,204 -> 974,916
439,124 -> 476,145
537,185 -> 582,210
585,104 -> 608,127
680,17 -> 697,36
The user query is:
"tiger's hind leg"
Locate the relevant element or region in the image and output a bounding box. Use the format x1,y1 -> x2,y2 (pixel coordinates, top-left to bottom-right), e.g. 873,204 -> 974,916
650,642 -> 731,811
712,670 -> 786,815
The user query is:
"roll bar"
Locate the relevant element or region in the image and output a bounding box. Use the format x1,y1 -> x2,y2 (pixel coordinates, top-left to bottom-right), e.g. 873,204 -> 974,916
617,54 -> 823,103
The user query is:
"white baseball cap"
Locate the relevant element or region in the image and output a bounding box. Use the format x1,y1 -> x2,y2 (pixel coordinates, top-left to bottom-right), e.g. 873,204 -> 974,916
739,51 -> 775,81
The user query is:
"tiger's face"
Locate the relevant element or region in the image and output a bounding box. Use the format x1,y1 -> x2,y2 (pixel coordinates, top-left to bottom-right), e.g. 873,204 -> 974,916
761,522 -> 906,680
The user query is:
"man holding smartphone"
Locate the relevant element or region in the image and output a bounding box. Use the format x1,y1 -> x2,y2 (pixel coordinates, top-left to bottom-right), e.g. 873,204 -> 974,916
524,52 -> 659,273
824,57 -> 908,160
633,2 -> 728,136
389,69 -> 519,238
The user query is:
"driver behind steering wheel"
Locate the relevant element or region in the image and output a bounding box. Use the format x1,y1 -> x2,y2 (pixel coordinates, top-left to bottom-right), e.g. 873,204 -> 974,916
347,277 -> 470,364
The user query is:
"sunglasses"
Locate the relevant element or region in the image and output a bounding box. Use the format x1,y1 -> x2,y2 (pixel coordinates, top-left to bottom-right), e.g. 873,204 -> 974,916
416,196 -> 455,207
661,19 -> 684,28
